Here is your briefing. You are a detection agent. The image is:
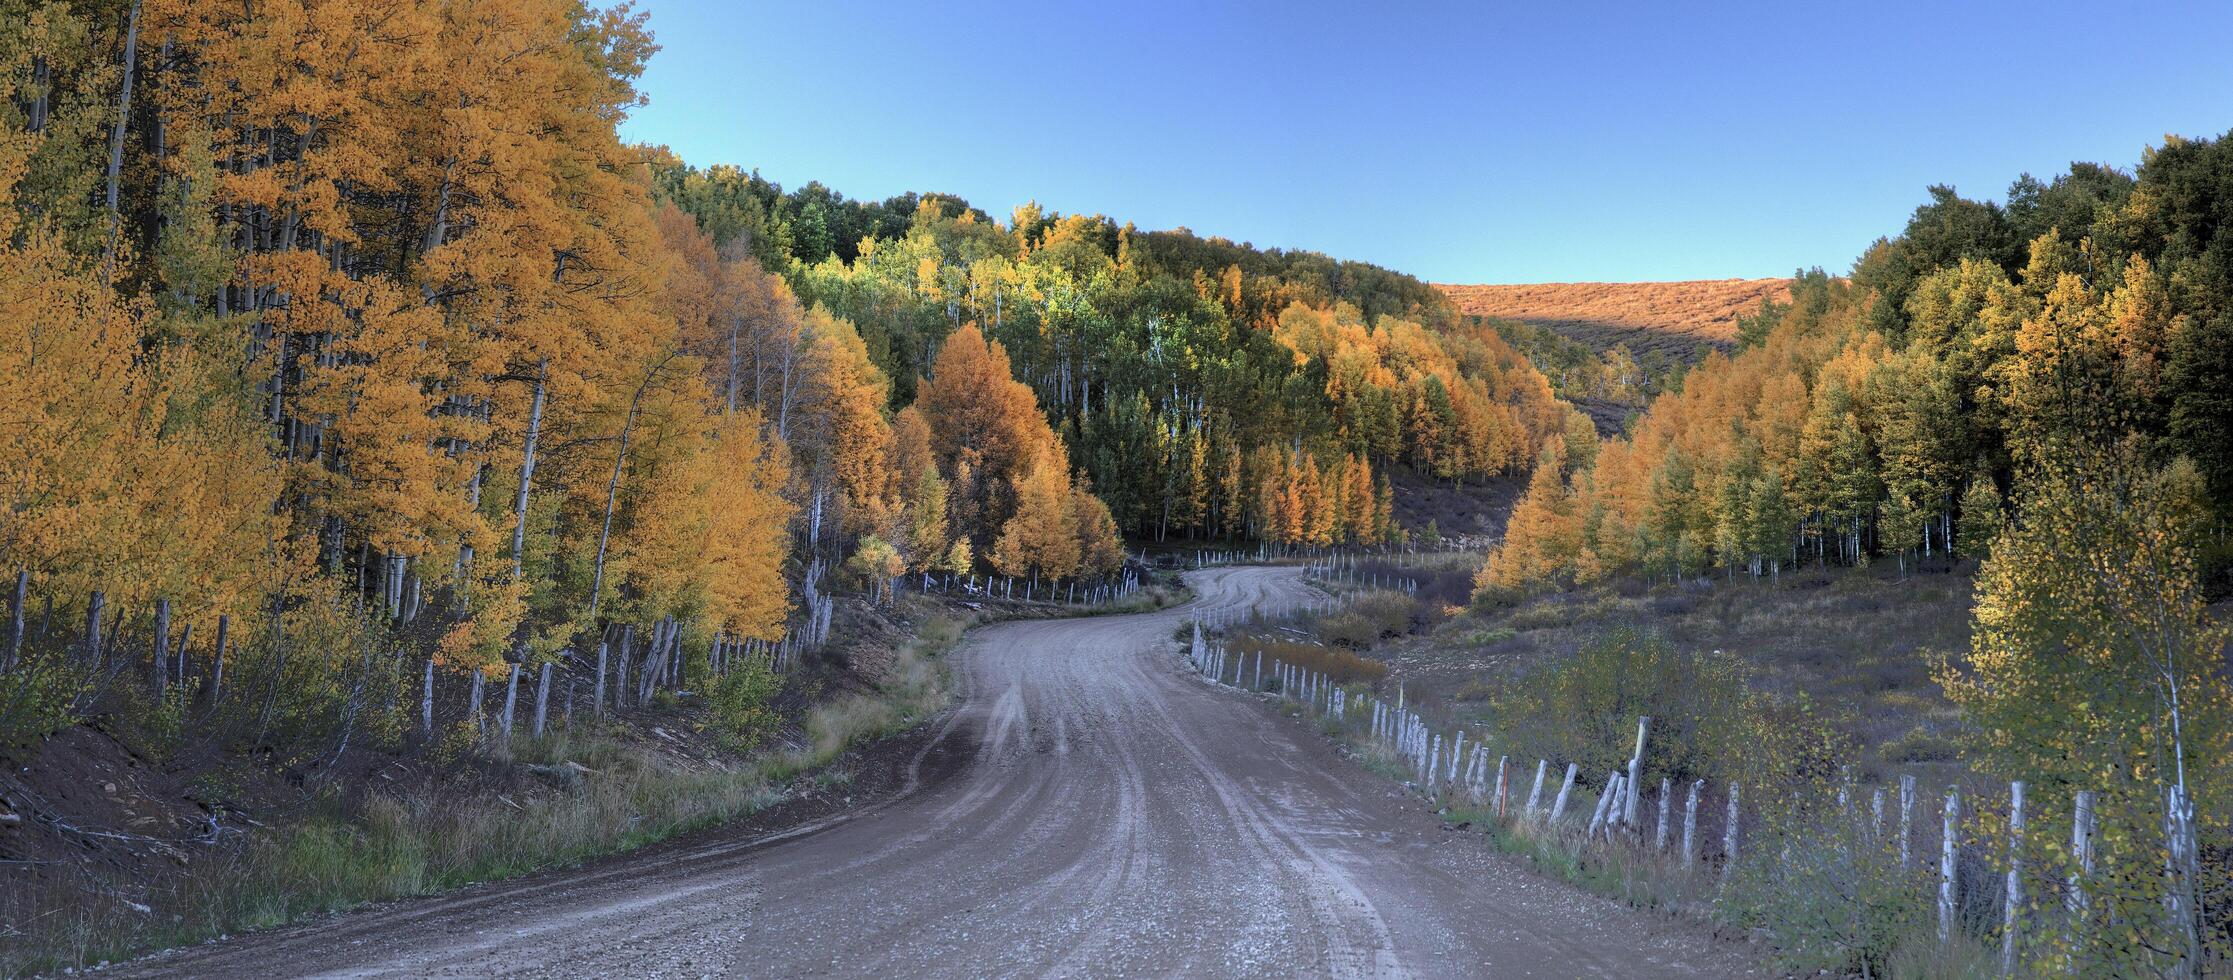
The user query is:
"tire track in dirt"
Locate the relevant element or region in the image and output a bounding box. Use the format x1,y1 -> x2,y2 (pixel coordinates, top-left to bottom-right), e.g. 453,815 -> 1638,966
120,566 -> 1753,978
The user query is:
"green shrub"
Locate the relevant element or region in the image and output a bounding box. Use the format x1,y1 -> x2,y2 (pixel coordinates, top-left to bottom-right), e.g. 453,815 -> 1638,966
0,654 -> 80,754
707,657 -> 781,751
1489,627 -> 1750,781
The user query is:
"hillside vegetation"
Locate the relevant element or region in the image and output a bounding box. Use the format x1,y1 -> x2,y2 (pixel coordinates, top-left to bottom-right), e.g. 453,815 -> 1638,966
1457,141 -> 2233,974
1439,278 -> 1793,361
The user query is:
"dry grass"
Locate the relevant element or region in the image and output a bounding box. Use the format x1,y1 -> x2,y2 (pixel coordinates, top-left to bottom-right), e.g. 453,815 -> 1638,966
1437,279 -> 1792,361
1388,565 -> 1974,781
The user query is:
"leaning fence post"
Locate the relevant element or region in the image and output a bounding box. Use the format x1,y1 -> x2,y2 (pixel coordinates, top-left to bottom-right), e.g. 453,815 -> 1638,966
1524,760 -> 1549,820
1588,773 -> 1623,840
1682,779 -> 1702,868
1549,763 -> 1580,823
2003,780 -> 2025,975
1624,716 -> 1650,828
1940,786 -> 1961,944
210,614 -> 229,702
2067,790 -> 2094,917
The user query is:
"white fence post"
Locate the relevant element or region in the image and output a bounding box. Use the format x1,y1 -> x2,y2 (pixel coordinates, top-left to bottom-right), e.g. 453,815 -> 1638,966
1723,782 -> 1740,874
1656,776 -> 1671,850
1524,760 -> 1549,820
1550,763 -> 1580,823
1899,774 -> 1916,867
1682,779 -> 1702,868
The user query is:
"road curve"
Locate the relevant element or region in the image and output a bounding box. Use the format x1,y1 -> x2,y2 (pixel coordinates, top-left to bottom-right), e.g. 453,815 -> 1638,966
124,566 -> 1751,978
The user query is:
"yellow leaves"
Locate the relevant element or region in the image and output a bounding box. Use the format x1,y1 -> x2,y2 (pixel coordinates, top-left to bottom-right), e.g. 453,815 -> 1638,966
921,323 -> 1066,550
992,448 -> 1079,581
0,225 -> 283,621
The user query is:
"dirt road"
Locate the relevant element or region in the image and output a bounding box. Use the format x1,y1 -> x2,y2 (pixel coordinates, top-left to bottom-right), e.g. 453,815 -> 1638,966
124,566 -> 1752,978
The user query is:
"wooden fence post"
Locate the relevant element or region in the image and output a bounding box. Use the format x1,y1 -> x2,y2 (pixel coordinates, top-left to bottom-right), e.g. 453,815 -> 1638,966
1550,763 -> 1580,823
5,569 -> 24,671
1656,776 -> 1672,850
501,664 -> 521,740
1723,783 -> 1741,874
151,598 -> 170,696
1588,772 -> 1622,839
533,662 -> 553,737
1524,760 -> 1549,820
1900,774 -> 1916,867
174,623 -> 191,688
2003,780 -> 2025,975
468,669 -> 485,737
1940,786 -> 1960,944
1495,756 -> 1510,817
1682,779 -> 1702,868
594,637 -> 609,716
85,590 -> 104,666
1624,716 -> 1650,828
209,614 -> 229,702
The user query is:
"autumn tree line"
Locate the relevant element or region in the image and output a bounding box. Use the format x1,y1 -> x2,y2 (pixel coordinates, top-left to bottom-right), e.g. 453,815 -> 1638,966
0,0 -> 1560,747
1478,142 -> 2233,596
651,161 -> 1569,548
0,0 -> 1084,742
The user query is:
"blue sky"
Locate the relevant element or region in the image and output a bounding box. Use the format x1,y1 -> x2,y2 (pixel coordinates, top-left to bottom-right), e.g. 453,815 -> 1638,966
620,1 -> 2233,284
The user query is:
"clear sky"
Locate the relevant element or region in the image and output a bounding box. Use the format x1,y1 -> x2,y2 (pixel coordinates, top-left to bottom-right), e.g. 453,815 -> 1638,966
619,1 -> 2233,285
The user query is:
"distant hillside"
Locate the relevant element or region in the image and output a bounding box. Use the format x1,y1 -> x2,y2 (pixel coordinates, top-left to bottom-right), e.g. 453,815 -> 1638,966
1436,278 -> 1792,360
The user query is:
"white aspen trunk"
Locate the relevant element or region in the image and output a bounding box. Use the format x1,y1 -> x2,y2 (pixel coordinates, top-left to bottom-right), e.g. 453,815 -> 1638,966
2067,790 -> 2094,916
1940,786 -> 1960,944
511,360 -> 547,582
421,659 -> 434,733
102,0 -> 141,272
589,363 -> 670,622
1550,763 -> 1579,823
2003,781 -> 2025,974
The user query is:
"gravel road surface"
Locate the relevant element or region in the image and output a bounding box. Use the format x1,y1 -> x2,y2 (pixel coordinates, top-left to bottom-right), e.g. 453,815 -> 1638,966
122,565 -> 1753,978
